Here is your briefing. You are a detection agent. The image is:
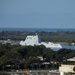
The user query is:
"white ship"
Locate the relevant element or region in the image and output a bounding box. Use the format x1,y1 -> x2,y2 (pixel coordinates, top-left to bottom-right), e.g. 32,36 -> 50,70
20,34 -> 62,50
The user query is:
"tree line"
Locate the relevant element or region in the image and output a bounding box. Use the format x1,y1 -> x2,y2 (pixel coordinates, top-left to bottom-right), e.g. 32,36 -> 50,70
0,44 -> 75,71
0,31 -> 75,43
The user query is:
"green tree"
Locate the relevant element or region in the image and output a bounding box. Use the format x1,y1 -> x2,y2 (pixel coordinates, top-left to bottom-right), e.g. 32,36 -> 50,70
73,67 -> 75,71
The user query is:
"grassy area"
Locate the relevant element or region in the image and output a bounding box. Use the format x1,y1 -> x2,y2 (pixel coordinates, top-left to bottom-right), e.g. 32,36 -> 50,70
0,71 -> 10,75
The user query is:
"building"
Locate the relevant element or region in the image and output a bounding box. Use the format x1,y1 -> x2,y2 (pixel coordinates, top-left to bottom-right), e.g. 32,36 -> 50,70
59,64 -> 75,73
37,56 -> 43,61
67,57 -> 75,61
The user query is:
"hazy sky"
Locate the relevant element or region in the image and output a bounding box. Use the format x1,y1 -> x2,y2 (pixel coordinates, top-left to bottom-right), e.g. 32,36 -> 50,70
0,0 -> 75,28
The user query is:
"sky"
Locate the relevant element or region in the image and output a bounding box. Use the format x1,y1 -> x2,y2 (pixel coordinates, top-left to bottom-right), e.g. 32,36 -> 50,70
0,0 -> 75,28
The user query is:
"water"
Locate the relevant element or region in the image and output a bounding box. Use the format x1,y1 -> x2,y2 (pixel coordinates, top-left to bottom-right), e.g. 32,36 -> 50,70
61,44 -> 75,50
51,44 -> 75,51
0,28 -> 75,32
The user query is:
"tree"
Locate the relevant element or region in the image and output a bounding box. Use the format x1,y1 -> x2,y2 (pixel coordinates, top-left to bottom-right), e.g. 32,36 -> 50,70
73,67 -> 75,71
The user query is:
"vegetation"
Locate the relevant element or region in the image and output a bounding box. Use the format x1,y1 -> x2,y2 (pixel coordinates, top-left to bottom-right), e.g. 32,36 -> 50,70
73,67 -> 75,71
0,31 -> 75,43
0,44 -> 75,71
0,72 -> 9,75
0,31 -> 75,71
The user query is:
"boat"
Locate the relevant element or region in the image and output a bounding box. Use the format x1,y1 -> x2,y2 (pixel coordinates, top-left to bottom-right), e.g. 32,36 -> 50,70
20,34 -> 62,50
20,34 -> 75,50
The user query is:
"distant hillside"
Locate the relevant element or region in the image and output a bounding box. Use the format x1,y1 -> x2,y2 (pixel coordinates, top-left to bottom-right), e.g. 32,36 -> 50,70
0,31 -> 75,43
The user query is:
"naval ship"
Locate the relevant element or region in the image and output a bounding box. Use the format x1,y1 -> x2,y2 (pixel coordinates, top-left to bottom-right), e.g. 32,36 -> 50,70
20,34 -> 75,50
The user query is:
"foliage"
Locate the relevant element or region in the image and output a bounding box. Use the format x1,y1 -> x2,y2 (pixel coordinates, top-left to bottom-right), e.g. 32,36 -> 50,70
0,31 -> 75,42
0,72 -> 9,75
73,67 -> 75,71
0,31 -> 75,70
0,44 -> 75,70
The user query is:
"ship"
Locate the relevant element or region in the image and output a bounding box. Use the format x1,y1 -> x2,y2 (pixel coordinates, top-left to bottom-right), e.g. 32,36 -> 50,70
20,34 -> 75,50
20,34 -> 63,50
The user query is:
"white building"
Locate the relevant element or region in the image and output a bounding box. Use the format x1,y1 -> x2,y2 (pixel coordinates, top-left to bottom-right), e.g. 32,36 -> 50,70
67,57 -> 75,61
37,56 -> 43,61
59,64 -> 75,73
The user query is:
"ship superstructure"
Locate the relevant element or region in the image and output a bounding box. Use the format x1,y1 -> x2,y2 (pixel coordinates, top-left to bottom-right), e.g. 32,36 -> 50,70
20,34 -> 40,46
